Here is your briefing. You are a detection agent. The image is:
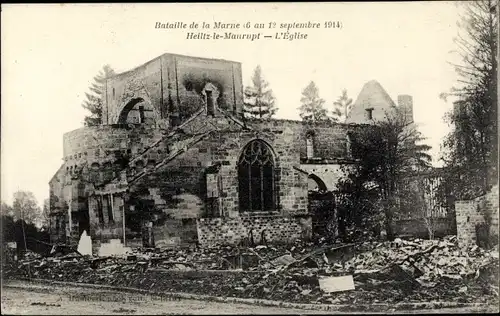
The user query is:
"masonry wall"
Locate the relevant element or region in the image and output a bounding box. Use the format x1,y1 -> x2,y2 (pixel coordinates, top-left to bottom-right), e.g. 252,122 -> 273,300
49,178 -> 67,244
394,218 -> 455,238
197,215 -> 312,246
152,219 -> 198,247
49,165 -> 80,244
88,193 -> 126,243
246,119 -> 358,161
104,57 -> 163,126
299,164 -> 351,191
51,100 -> 362,246
103,53 -> 243,126
122,113 -> 340,246
126,130 -> 310,245
51,125 -> 167,244
455,184 -> 499,246
63,125 -> 164,172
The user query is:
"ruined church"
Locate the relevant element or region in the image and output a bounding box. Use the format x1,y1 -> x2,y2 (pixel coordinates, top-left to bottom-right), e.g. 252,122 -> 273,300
49,53 -> 414,248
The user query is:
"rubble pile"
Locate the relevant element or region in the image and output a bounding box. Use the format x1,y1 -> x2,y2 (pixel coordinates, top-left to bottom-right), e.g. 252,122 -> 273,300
343,236 -> 498,280
4,236 -> 499,305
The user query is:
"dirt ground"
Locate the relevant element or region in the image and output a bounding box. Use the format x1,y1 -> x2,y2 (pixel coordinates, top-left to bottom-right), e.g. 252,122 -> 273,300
1,280 -> 498,315
0,280 -> 330,315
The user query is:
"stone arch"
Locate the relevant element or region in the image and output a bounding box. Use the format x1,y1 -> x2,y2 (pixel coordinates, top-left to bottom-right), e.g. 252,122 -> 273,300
241,138 -> 277,160
307,173 -> 335,239
308,174 -> 328,192
117,97 -> 144,124
115,95 -> 160,125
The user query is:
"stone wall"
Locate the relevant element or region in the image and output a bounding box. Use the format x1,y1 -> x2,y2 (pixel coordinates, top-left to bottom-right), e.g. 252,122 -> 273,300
87,193 -> 126,243
246,119 -> 358,161
51,73 -> 369,247
394,218 -> 455,239
103,53 -> 243,126
299,163 -> 353,191
62,125 -> 164,171
128,114 -> 313,219
197,215 -> 312,246
455,184 -> 499,246
153,219 -> 198,247
125,123 -> 311,245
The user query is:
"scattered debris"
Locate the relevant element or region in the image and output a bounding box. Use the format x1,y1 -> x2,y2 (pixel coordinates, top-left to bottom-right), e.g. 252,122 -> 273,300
30,302 -> 61,307
4,236 -> 498,305
112,308 -> 136,313
271,254 -> 296,267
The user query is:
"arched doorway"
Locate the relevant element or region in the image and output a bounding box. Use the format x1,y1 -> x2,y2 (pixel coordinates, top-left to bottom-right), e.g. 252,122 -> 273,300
117,98 -> 156,125
307,174 -> 336,239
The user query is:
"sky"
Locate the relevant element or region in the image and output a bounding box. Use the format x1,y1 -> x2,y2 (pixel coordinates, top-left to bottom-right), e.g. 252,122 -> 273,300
1,2 -> 462,206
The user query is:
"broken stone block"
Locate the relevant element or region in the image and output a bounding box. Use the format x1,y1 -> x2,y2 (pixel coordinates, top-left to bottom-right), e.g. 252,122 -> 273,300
98,240 -> 132,257
271,254 -> 296,266
172,263 -> 192,271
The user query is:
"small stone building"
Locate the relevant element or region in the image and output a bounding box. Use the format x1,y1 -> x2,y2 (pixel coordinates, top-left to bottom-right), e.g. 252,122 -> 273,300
49,52 -> 414,248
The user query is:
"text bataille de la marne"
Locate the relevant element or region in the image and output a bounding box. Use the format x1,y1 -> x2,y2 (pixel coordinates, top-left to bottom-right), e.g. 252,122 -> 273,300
154,21 -> 340,41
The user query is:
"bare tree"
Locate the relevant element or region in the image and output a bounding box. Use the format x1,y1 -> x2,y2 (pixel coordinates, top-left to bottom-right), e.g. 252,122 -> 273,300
400,177 -> 441,240
12,191 -> 42,226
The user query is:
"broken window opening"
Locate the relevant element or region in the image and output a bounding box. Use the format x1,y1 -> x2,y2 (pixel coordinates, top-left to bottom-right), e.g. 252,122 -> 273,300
206,90 -> 215,116
346,133 -> 352,158
55,217 -> 60,237
206,173 -> 219,218
106,195 -> 114,223
365,108 -> 374,120
97,196 -> 105,225
238,140 -> 275,212
306,134 -> 314,159
139,105 -> 145,123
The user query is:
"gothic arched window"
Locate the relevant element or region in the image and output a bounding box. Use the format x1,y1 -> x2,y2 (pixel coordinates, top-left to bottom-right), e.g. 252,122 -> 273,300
238,140 -> 275,212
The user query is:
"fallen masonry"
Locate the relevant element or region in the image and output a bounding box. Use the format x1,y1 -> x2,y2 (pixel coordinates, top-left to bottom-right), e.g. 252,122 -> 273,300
3,236 -> 499,306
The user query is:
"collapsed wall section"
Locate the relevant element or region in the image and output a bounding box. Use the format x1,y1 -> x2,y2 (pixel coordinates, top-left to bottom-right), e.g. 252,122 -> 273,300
103,53 -> 244,127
